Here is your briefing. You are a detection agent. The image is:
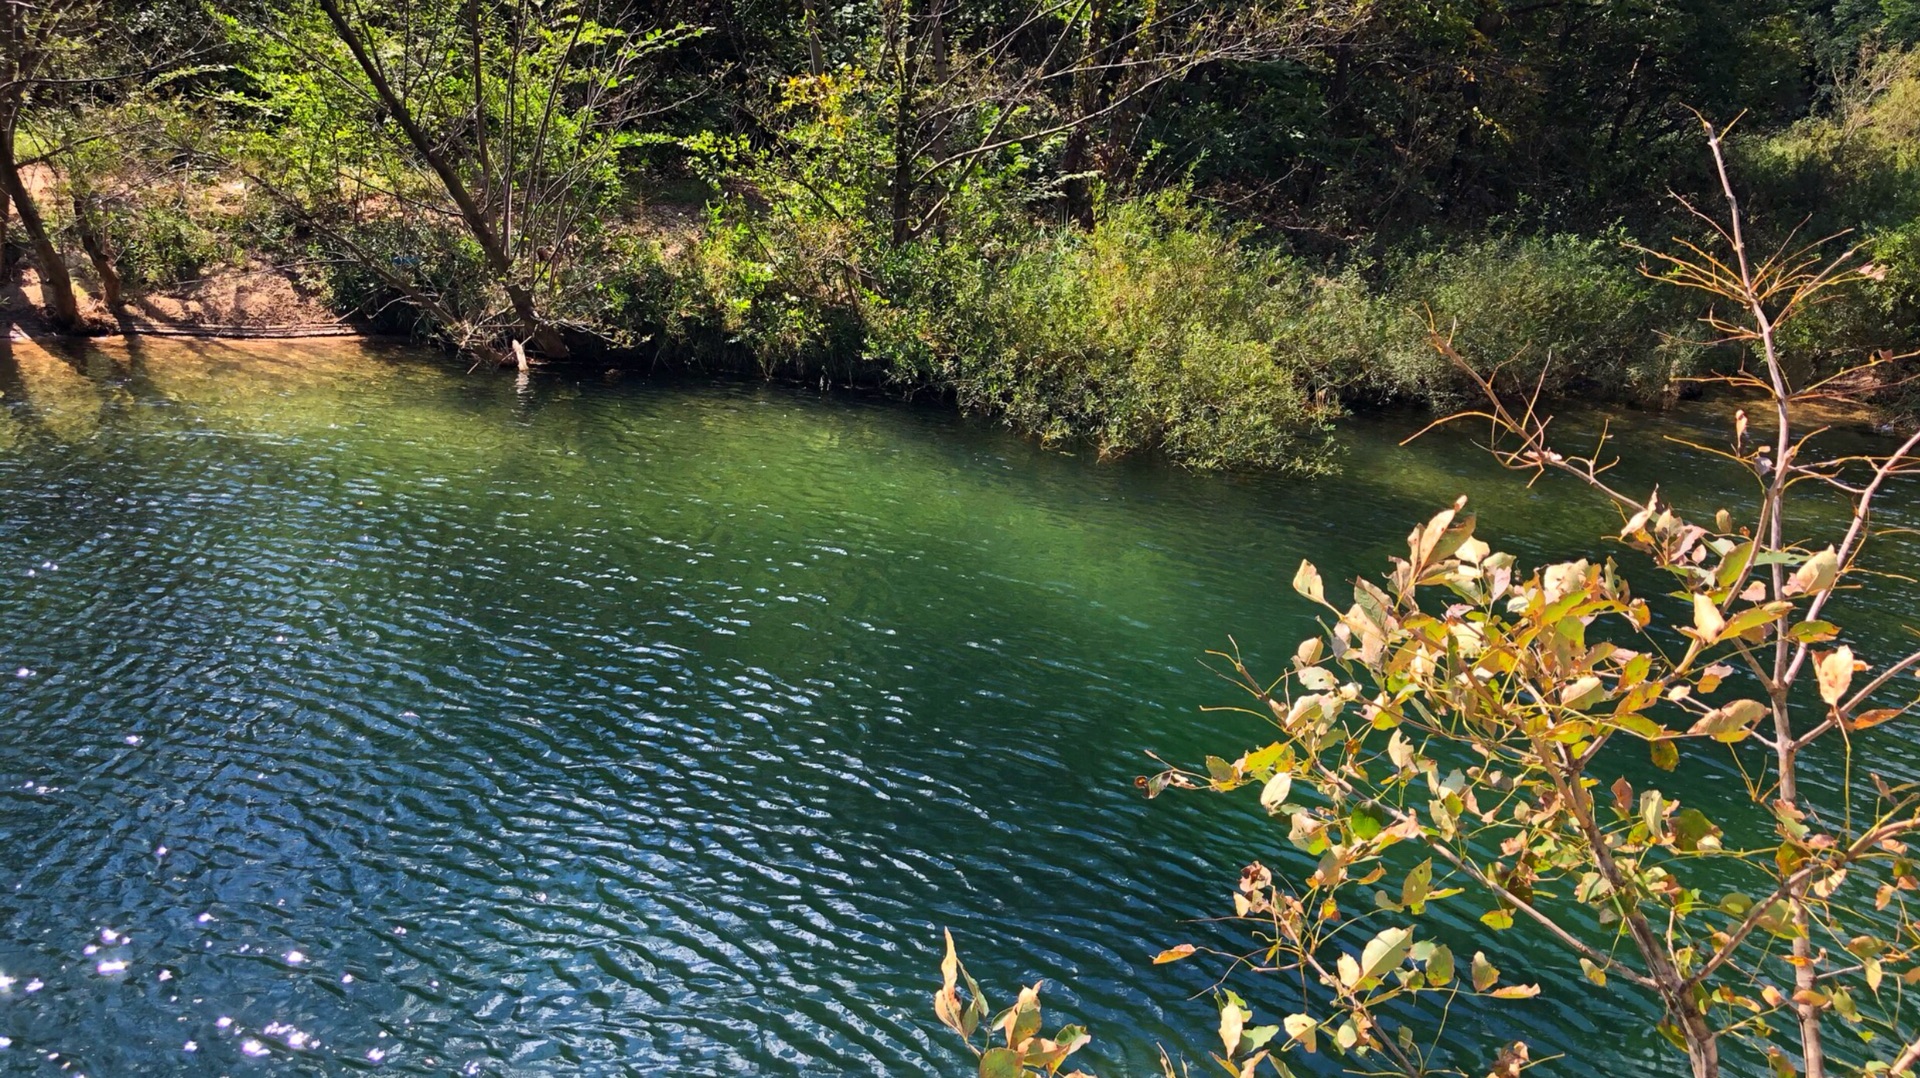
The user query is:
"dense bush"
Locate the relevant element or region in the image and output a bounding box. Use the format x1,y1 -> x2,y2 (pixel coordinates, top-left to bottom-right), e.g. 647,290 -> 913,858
641,183 -> 1744,470
1368,230 -> 1705,407
867,194 -> 1351,471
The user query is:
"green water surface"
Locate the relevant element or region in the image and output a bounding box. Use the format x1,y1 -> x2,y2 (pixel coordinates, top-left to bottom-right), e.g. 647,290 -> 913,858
0,336 -> 1915,1076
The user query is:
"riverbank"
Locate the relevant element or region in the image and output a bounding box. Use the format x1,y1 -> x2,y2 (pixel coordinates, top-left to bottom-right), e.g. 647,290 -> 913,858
1,241 -> 1909,467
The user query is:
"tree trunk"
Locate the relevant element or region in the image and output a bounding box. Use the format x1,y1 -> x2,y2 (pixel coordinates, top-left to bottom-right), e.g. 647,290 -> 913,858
1677,1001 -> 1720,1078
803,0 -> 826,76
1060,128 -> 1095,229
0,180 -> 11,275
1061,0 -> 1108,229
887,0 -> 918,247
316,0 -> 568,358
0,119 -> 78,330
71,193 -> 120,307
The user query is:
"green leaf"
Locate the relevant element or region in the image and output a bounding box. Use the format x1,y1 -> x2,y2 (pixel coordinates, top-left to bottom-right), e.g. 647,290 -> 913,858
1673,808 -> 1721,852
1242,742 -> 1286,778
1402,859 -> 1433,913
1789,620 -> 1840,643
1240,1025 -> 1280,1054
1360,927 -> 1414,985
979,1048 -> 1023,1078
1721,600 -> 1794,639
1349,803 -> 1388,842
1426,944 -> 1454,987
1480,909 -> 1514,930
1651,739 -> 1679,771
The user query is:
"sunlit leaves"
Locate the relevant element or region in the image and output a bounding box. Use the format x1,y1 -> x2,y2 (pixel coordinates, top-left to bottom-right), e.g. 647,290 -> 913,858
1472,951 -> 1499,992
1817,647 -> 1855,706
1293,560 -> 1325,605
935,929 -> 988,1040
1689,593 -> 1726,644
1721,601 -> 1793,641
978,1048 -> 1023,1078
935,932 -> 1090,1078
1651,739 -> 1678,770
1218,990 -> 1249,1055
1785,547 -> 1839,597
1260,771 -> 1293,815
1153,489 -> 1920,1078
1358,927 -> 1413,987
1283,1013 -> 1318,1054
1402,859 -> 1433,913
1788,620 -> 1839,643
1672,808 -> 1722,852
1848,708 -> 1904,731
1689,699 -> 1767,743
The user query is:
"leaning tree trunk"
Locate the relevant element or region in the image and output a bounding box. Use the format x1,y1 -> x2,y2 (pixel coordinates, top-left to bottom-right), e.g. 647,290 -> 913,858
316,0 -> 568,359
71,192 -> 120,306
0,121 -> 78,331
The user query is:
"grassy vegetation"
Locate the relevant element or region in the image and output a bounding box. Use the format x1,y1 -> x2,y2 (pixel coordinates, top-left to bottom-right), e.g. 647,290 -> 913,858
12,2 -> 1920,471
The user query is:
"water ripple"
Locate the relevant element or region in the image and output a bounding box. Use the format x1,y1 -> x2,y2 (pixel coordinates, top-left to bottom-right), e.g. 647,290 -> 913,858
0,338 -> 1914,1075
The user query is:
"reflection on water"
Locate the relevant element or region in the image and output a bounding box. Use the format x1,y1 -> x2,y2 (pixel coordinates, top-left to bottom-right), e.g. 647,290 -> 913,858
0,335 -> 1914,1075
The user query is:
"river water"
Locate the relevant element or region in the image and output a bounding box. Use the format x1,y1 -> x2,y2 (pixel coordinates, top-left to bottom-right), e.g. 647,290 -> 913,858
0,336 -> 1915,1076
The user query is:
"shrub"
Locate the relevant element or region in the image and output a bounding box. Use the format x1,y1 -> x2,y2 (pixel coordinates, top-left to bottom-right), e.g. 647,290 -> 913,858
1367,230 -> 1702,407
868,193 -> 1350,472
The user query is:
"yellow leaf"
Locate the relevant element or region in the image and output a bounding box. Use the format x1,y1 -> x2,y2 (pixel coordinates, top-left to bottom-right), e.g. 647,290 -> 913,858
1154,944 -> 1197,964
1692,593 -> 1726,643
1689,699 -> 1767,743
1472,951 -> 1499,992
1283,1013 -> 1318,1054
1293,560 -> 1325,605
1785,547 -> 1839,597
1259,771 -> 1293,815
1818,647 -> 1855,706
1490,984 -> 1542,999
1218,996 -> 1245,1056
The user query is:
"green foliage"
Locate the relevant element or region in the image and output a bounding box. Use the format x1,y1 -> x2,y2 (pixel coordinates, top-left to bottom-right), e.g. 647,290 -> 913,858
1370,231 -> 1704,407
1124,153 -> 1920,1078
869,193 -> 1349,472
